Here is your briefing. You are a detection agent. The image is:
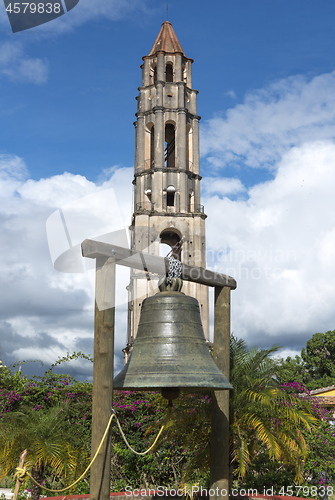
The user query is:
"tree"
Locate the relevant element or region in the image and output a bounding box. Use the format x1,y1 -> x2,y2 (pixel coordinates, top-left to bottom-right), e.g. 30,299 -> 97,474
0,359 -> 93,498
147,392 -> 212,486
0,341 -> 329,497
277,330 -> 335,391
276,355 -> 311,386
301,330 -> 335,385
229,336 -> 317,482
0,405 -> 89,500
240,381 -> 332,493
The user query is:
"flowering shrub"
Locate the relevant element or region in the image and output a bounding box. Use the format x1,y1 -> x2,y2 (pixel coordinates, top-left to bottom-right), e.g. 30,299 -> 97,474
280,381 -> 331,420
301,415 -> 335,488
0,365 -> 198,494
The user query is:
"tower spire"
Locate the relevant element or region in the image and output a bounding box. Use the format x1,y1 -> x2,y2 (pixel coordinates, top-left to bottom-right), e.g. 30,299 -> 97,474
148,20 -> 189,58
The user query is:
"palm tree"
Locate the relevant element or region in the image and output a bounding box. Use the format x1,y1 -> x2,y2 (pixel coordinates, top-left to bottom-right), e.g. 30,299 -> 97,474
229,335 -> 317,482
0,404 -> 89,500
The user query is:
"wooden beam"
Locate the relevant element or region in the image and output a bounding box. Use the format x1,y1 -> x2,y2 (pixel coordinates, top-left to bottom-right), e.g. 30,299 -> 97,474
81,239 -> 237,289
90,257 -> 115,500
210,287 -> 231,500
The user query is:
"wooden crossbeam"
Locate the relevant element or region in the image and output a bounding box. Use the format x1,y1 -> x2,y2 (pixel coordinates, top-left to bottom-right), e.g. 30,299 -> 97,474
81,239 -> 237,289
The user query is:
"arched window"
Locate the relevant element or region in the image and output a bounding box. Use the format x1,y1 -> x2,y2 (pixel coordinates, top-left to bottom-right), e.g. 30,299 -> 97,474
166,185 -> 175,207
165,123 -> 175,168
182,65 -> 187,84
166,63 -> 173,82
186,124 -> 193,169
189,190 -> 194,212
150,125 -> 154,168
145,188 -> 152,202
150,65 -> 157,85
145,123 -> 154,169
144,188 -> 152,210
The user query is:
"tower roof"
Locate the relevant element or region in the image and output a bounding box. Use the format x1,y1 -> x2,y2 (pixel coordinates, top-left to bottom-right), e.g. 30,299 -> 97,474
148,21 -> 187,57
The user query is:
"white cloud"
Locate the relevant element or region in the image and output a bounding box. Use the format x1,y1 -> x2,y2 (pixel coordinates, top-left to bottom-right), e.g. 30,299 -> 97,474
205,140 -> 335,351
0,156 -> 133,378
201,70 -> 335,352
0,154 -> 28,196
0,154 -> 28,179
224,90 -> 237,99
201,71 -> 335,170
0,41 -> 48,84
201,177 -> 245,197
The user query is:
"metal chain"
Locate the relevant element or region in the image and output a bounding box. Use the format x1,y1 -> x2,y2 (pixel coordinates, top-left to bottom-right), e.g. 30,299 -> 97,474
167,256 -> 182,284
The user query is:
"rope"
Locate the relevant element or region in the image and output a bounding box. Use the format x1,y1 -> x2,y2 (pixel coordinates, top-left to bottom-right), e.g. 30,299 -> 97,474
14,413 -> 115,493
114,415 -> 164,455
14,410 -> 166,493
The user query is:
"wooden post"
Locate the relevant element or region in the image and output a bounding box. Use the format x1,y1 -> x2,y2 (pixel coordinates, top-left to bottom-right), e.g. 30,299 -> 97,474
13,449 -> 27,500
210,286 -> 230,500
90,257 -> 115,500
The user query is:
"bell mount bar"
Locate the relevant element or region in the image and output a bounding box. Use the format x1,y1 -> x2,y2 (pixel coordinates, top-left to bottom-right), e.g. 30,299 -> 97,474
81,238 -> 237,290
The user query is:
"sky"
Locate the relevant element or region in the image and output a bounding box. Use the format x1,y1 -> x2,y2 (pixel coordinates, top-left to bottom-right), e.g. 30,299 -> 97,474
1,0 -> 335,381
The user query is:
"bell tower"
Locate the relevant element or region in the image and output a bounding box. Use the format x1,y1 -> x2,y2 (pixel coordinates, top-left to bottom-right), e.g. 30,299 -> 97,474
126,21 -> 209,357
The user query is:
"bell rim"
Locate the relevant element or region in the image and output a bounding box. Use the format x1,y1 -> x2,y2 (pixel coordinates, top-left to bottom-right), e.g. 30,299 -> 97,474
113,384 -> 233,391
113,372 -> 233,391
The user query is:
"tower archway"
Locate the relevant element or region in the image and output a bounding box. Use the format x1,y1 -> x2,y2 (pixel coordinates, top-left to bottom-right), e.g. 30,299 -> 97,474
159,228 -> 182,261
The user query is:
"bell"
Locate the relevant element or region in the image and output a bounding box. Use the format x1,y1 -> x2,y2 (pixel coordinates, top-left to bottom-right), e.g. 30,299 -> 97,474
113,285 -> 233,401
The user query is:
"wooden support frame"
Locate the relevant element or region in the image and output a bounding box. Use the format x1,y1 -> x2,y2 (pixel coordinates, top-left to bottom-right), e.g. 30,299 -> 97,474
90,257 -> 115,500
211,287 -> 231,500
82,240 -> 235,500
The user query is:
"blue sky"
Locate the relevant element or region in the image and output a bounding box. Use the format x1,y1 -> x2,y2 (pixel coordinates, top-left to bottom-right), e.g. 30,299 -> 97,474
1,0 -> 335,379
3,0 -> 335,183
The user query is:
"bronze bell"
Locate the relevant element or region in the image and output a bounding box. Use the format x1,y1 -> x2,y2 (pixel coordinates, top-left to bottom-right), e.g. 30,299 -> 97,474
113,281 -> 232,401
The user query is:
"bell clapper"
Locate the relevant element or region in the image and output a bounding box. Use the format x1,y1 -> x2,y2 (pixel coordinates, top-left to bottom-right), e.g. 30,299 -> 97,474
161,387 -> 180,407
